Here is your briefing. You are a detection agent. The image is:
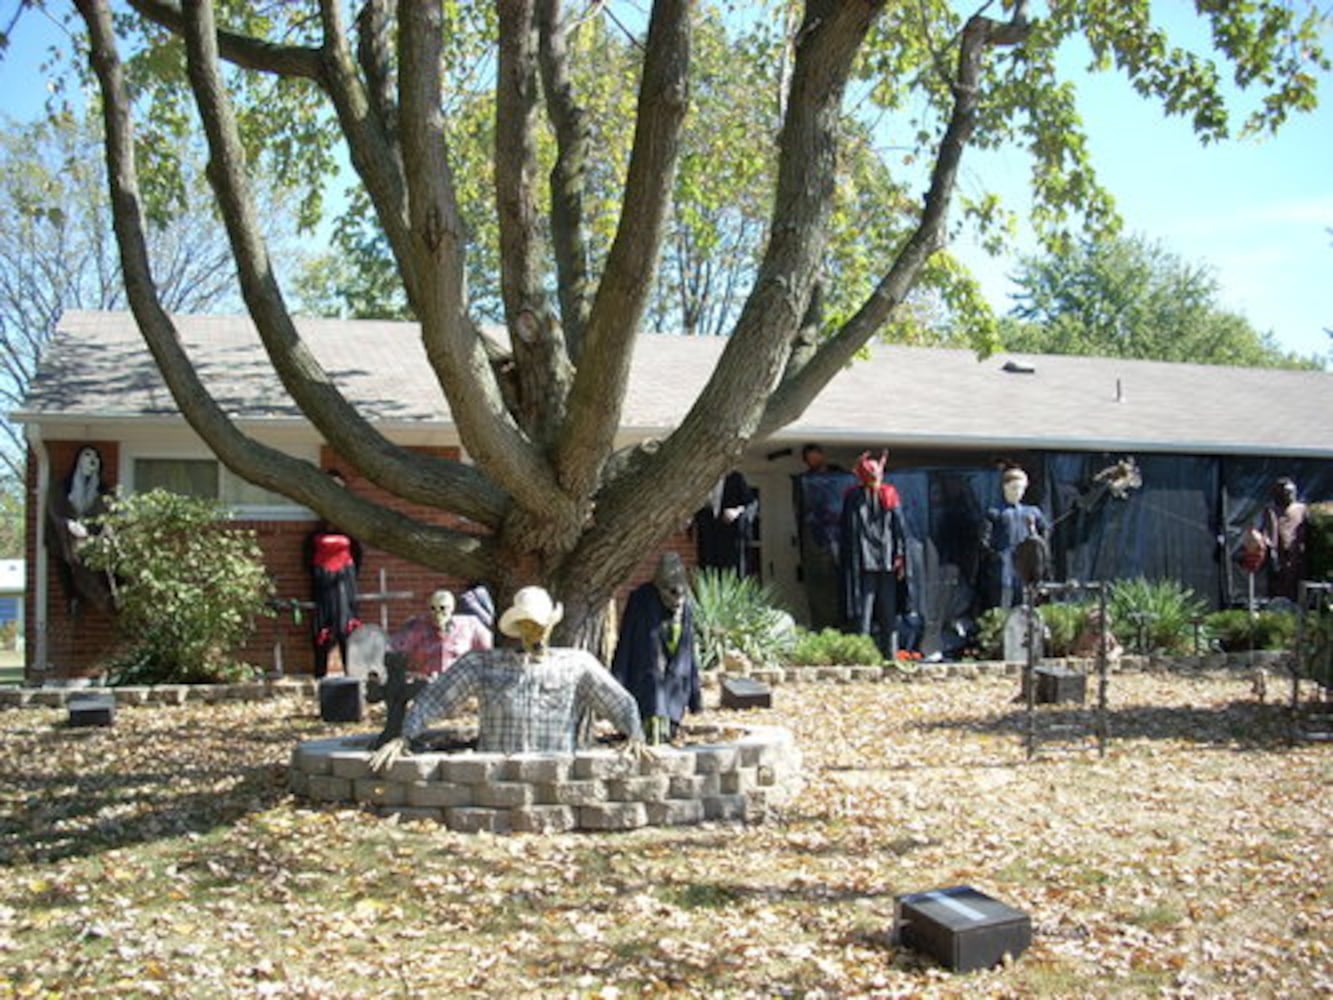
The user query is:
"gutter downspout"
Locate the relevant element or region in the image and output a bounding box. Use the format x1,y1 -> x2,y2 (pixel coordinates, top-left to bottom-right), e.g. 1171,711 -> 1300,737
28,424 -> 48,679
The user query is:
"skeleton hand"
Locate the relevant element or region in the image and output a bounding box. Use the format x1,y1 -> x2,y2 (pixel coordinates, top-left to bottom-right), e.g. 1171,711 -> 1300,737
369,736 -> 407,773
619,737 -> 661,764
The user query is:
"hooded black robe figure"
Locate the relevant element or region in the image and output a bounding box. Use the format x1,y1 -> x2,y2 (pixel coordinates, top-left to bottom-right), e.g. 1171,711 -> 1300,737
611,554 -> 701,744
839,452 -> 906,657
305,470 -> 363,678
692,471 -> 758,576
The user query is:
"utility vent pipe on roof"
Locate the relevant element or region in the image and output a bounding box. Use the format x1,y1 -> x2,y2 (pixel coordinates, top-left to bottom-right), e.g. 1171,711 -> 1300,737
1001,360 -> 1036,374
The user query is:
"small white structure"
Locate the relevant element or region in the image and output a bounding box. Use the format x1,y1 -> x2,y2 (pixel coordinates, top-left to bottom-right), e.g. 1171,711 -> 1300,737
0,559 -> 25,651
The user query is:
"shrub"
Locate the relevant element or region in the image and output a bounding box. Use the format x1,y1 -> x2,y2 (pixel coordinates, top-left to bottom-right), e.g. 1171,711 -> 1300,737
1204,609 -> 1297,652
1308,502 -> 1333,582
1109,577 -> 1207,655
1041,602 -> 1095,657
976,607 -> 1008,660
81,489 -> 272,684
787,628 -> 884,667
690,569 -> 792,671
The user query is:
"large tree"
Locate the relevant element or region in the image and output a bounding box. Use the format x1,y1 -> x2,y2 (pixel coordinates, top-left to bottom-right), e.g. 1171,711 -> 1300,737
70,0 -> 1327,642
1001,233 -> 1324,368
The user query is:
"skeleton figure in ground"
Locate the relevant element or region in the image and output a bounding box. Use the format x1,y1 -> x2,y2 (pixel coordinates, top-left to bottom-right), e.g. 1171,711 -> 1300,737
390,589 -> 492,677
45,445 -> 115,615
612,554 -> 701,745
372,586 -> 643,765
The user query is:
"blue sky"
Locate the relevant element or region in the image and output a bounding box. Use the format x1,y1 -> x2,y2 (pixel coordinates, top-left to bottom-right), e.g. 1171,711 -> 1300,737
2,4 -> 1329,361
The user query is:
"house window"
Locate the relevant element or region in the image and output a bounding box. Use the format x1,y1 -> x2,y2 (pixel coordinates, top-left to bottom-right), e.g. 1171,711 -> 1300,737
130,456 -> 304,516
134,458 -> 219,499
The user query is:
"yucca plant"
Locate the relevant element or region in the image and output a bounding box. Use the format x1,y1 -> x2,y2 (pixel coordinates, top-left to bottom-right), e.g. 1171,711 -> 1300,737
690,569 -> 792,671
1109,577 -> 1207,655
1204,609 -> 1297,652
1041,602 -> 1094,657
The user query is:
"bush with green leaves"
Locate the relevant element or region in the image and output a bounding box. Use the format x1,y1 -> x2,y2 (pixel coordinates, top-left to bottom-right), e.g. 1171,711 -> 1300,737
1109,577 -> 1208,655
1040,602 -> 1095,657
975,606 -> 1008,660
690,569 -> 792,671
81,489 -> 272,684
787,628 -> 884,667
1203,609 -> 1297,652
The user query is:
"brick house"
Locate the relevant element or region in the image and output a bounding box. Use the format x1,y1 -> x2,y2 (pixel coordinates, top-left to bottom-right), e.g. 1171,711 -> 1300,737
15,310 -> 1333,679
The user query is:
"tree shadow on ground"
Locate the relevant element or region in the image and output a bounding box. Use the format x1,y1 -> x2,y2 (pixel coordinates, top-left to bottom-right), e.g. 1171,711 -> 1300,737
0,709 -> 301,866
917,698 -> 1294,749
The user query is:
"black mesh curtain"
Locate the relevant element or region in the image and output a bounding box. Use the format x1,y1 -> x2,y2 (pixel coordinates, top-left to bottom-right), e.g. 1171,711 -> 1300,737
1220,458 -> 1333,605
1045,454 -> 1223,604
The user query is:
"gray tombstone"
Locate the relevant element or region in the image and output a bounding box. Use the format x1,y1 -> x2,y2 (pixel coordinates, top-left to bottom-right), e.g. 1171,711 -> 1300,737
343,624 -> 387,682
1002,606 -> 1043,663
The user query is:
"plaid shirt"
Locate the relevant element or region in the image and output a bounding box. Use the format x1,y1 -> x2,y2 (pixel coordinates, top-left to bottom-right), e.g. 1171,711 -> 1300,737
402,647 -> 643,753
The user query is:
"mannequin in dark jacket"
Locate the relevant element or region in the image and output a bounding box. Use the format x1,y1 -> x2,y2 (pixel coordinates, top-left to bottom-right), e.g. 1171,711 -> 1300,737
839,451 -> 906,658
611,553 -> 701,744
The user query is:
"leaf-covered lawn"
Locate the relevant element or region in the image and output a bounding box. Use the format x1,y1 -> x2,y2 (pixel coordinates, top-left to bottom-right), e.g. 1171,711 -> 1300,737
2,673 -> 1329,998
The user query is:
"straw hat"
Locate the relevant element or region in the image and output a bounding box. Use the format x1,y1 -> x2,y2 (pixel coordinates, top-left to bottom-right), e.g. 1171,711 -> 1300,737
498,586 -> 564,638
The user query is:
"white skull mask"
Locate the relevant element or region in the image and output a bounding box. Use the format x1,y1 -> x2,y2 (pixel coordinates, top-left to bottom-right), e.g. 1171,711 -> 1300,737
429,590 -> 455,629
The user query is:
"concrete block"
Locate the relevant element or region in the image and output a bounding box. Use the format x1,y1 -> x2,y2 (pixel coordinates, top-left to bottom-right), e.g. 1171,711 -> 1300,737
537,779 -> 607,807
720,767 -> 757,794
509,805 -> 578,834
353,777 -> 408,807
31,689 -> 67,707
113,687 -> 151,706
386,756 -> 441,783
444,807 -> 511,834
604,775 -> 670,803
287,769 -> 310,797
689,746 -> 739,774
0,688 -> 25,708
578,802 -> 648,831
646,799 -> 704,826
440,754 -> 504,784
502,753 -> 573,783
743,788 -> 772,820
406,781 -> 475,809
816,666 -> 851,684
756,765 -> 777,787
572,750 -> 637,780
474,781 -> 534,809
381,806 -> 444,824
306,774 -> 353,802
702,794 -> 748,822
667,774 -> 705,799
329,751 -> 373,780
637,749 -> 696,777
849,666 -> 883,683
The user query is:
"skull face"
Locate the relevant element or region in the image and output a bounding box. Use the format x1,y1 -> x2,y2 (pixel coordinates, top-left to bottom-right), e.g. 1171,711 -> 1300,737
653,553 -> 689,613
429,590 -> 455,629
1002,471 -> 1028,505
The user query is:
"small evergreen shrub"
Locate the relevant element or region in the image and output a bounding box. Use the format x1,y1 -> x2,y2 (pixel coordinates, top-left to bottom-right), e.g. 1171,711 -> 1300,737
787,628 -> 884,667
1204,609 -> 1297,652
1308,502 -> 1333,582
81,489 -> 272,684
976,607 -> 1008,660
1040,602 -> 1094,657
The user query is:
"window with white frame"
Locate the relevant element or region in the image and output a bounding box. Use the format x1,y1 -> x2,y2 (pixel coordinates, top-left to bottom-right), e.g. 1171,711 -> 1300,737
128,454 -> 310,518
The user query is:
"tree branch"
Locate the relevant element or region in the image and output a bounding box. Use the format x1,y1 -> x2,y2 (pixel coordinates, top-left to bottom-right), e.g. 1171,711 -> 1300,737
397,0 -> 577,527
74,0 -> 498,580
537,0 -> 593,357
758,9 -> 1030,436
496,0 -> 573,443
562,0 -> 884,598
128,0 -> 323,78
555,0 -> 691,503
170,0 -> 506,527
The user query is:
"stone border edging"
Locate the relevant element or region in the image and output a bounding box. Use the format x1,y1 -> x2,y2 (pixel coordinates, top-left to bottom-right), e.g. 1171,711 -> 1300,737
288,724 -> 804,833
0,677 -> 317,710
0,651 -> 1288,712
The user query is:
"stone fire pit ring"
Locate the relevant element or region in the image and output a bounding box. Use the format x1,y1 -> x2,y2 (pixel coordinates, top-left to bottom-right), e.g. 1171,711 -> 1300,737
288,724 -> 802,834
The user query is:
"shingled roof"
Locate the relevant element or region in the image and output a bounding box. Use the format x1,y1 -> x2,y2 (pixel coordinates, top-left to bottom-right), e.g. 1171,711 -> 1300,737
18,310 -> 1333,457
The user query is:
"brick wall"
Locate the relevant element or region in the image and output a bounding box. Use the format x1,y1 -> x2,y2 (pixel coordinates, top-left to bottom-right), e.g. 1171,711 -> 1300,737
28,441 -> 697,679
